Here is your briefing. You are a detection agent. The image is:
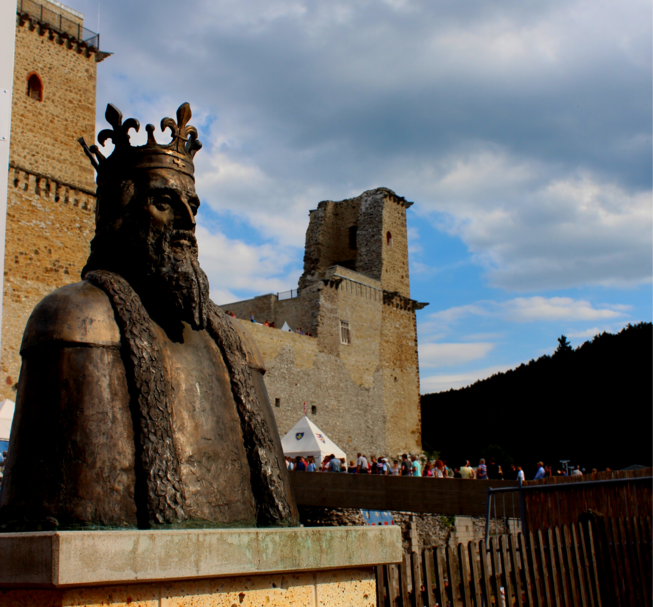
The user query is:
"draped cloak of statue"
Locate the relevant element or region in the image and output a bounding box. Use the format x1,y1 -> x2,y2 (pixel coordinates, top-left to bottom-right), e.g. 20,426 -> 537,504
0,103 -> 298,531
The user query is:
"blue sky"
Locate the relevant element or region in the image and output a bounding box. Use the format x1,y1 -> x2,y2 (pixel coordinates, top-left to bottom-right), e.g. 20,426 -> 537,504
69,0 -> 651,391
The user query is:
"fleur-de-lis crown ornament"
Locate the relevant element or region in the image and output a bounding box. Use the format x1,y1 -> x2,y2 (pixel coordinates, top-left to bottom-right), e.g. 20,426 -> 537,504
79,102 -> 202,182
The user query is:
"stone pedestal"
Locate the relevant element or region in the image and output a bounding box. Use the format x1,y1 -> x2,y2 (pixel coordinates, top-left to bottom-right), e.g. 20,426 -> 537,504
0,526 -> 401,607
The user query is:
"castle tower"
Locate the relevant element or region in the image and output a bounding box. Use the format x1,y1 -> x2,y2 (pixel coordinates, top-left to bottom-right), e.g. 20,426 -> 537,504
223,188 -> 427,456
0,1 -> 106,400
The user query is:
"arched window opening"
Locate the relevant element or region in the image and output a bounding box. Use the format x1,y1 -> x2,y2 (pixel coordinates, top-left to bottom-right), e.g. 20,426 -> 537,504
386,231 -> 393,247
26,73 -> 43,102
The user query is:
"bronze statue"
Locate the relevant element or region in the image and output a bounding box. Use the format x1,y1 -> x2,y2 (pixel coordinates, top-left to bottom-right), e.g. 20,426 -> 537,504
0,103 -> 298,530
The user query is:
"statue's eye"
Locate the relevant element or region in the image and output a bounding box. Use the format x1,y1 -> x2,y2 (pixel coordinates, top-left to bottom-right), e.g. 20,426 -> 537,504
153,196 -> 172,212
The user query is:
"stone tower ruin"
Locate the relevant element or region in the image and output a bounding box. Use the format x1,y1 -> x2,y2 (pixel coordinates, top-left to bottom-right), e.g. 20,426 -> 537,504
1,1 -> 106,400
222,188 -> 428,457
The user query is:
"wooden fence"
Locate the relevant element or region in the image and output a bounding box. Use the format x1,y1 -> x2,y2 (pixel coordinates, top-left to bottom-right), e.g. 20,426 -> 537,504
289,472 -> 519,517
376,516 -> 651,607
522,468 -> 652,533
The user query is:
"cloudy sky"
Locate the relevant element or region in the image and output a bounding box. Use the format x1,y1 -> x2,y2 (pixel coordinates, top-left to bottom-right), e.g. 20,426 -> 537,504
70,0 -> 651,391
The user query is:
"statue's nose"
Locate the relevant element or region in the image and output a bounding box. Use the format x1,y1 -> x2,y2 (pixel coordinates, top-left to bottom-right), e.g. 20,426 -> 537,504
176,199 -> 196,229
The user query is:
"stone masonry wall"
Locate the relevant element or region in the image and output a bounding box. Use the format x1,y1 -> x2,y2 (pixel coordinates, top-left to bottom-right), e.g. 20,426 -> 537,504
1,11 -> 98,399
241,318 -> 386,457
1,168 -> 96,398
380,194 -> 411,298
10,15 -> 97,190
381,303 -> 422,455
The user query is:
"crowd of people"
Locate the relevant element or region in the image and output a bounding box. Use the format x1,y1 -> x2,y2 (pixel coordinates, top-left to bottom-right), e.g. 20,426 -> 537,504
285,454 -> 595,480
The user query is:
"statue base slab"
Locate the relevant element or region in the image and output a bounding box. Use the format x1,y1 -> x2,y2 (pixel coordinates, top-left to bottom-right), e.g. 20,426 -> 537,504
0,526 -> 400,606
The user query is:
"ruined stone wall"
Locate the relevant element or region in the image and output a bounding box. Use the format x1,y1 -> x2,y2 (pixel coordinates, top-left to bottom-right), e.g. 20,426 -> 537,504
381,302 -> 422,455
1,10 -> 98,399
224,188 -> 424,457
300,200 -> 359,288
380,194 -> 411,298
222,293 -> 317,335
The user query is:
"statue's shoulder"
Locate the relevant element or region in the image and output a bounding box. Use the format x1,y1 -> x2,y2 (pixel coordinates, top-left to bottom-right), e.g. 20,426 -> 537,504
225,315 -> 266,373
21,281 -> 121,353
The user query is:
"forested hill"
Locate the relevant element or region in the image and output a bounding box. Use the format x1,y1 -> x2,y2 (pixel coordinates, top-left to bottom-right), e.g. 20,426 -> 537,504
420,322 -> 652,476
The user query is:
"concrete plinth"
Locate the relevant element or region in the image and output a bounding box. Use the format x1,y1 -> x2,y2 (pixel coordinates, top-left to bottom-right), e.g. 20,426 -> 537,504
0,526 -> 401,607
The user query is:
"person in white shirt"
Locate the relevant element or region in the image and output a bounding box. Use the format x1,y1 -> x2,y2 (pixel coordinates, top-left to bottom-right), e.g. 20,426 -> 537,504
460,460 -> 475,479
516,465 -> 525,481
571,465 -> 583,476
356,452 -> 369,473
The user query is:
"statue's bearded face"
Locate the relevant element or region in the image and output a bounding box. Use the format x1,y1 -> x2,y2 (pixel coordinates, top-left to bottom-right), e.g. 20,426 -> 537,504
123,168 -> 210,330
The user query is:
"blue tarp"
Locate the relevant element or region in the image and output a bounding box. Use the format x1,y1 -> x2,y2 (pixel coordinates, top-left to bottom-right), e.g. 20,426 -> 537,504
360,510 -> 395,525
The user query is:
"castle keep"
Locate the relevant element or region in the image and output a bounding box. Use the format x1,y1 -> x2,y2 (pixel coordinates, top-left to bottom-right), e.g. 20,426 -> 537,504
222,188 -> 428,457
1,0 -> 105,399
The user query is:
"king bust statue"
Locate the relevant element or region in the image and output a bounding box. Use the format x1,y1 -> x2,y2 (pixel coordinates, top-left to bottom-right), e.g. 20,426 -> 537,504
0,103 -> 298,531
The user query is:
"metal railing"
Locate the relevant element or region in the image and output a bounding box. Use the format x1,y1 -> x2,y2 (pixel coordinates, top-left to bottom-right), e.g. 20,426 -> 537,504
18,0 -> 100,48
484,475 -> 653,546
277,289 -> 300,300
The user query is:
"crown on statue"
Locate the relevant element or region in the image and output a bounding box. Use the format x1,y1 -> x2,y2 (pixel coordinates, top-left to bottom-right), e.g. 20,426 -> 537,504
79,102 -> 202,181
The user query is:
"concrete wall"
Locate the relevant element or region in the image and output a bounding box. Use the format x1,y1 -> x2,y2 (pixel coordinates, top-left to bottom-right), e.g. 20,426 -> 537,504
1,8 -> 98,398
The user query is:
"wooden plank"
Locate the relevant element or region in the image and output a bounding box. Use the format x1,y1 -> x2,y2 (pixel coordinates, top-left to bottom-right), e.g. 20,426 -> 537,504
584,521 -> 604,607
508,533 -> 523,605
467,540 -> 483,607
575,523 -> 596,607
387,564 -> 400,607
433,546 -> 447,607
422,548 -> 436,607
568,524 -> 588,607
410,551 -> 421,607
618,517 -> 638,606
399,553 -> 410,607
537,529 -> 553,607
546,528 -> 562,607
554,527 -> 571,607
631,517 -> 651,606
610,517 -> 628,605
518,533 -> 535,607
376,565 -> 386,607
604,517 -> 623,606
478,540 -> 493,606
625,517 -> 646,607
289,473 -> 519,516
457,542 -> 472,607
528,531 -> 544,607
499,535 -> 515,606
561,525 -> 579,607
446,544 -> 463,607
489,537 -> 502,605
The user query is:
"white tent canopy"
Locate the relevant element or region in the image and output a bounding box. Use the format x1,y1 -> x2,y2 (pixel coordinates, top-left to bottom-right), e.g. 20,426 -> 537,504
280,415 -> 346,463
0,399 -> 15,442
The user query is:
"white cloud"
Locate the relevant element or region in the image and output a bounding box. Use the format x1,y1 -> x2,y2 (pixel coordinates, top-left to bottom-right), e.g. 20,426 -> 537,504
420,363 -> 517,393
427,296 -> 629,330
196,224 -> 300,304
75,0 -> 650,297
410,152 -> 652,291
419,342 -> 495,368
501,297 -> 628,322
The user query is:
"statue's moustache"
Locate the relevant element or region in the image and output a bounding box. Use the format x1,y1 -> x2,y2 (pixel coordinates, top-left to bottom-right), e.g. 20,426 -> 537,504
169,229 -> 197,248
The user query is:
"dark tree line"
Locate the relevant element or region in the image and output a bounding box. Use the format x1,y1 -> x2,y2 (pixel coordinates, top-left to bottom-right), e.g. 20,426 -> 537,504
421,322 -> 652,478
